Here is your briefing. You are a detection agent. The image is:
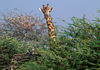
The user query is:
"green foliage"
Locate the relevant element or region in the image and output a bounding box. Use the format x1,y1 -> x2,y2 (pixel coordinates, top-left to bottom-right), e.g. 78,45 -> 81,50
19,16 -> 100,70
17,61 -> 41,70
0,36 -> 28,69
0,11 -> 100,70
63,16 -> 100,70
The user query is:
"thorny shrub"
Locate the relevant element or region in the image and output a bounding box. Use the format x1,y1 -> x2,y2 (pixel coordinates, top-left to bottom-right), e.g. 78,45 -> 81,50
1,10 -> 49,48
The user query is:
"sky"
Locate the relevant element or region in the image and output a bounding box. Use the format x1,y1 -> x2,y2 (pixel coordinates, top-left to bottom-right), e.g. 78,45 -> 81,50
0,0 -> 100,25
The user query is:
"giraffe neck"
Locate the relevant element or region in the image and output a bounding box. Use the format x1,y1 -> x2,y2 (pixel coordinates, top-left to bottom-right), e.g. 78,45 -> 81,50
45,16 -> 56,39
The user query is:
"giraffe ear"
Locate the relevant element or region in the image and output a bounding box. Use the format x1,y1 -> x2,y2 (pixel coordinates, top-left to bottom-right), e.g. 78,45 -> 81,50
39,8 -> 42,12
50,7 -> 53,12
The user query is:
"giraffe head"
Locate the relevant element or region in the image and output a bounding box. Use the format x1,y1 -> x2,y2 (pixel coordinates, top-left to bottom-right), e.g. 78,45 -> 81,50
39,4 -> 53,16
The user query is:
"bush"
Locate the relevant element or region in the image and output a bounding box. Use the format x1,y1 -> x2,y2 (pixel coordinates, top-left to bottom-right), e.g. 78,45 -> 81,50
1,11 -> 100,70
18,16 -> 100,70
0,36 -> 28,69
62,16 -> 100,70
2,10 -> 48,48
17,61 -> 41,70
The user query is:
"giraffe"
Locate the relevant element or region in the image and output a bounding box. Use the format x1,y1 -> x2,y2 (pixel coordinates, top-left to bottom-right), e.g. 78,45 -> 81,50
39,4 -> 56,40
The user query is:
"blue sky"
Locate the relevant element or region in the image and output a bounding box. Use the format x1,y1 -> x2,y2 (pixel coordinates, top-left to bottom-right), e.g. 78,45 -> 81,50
0,0 -> 100,25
